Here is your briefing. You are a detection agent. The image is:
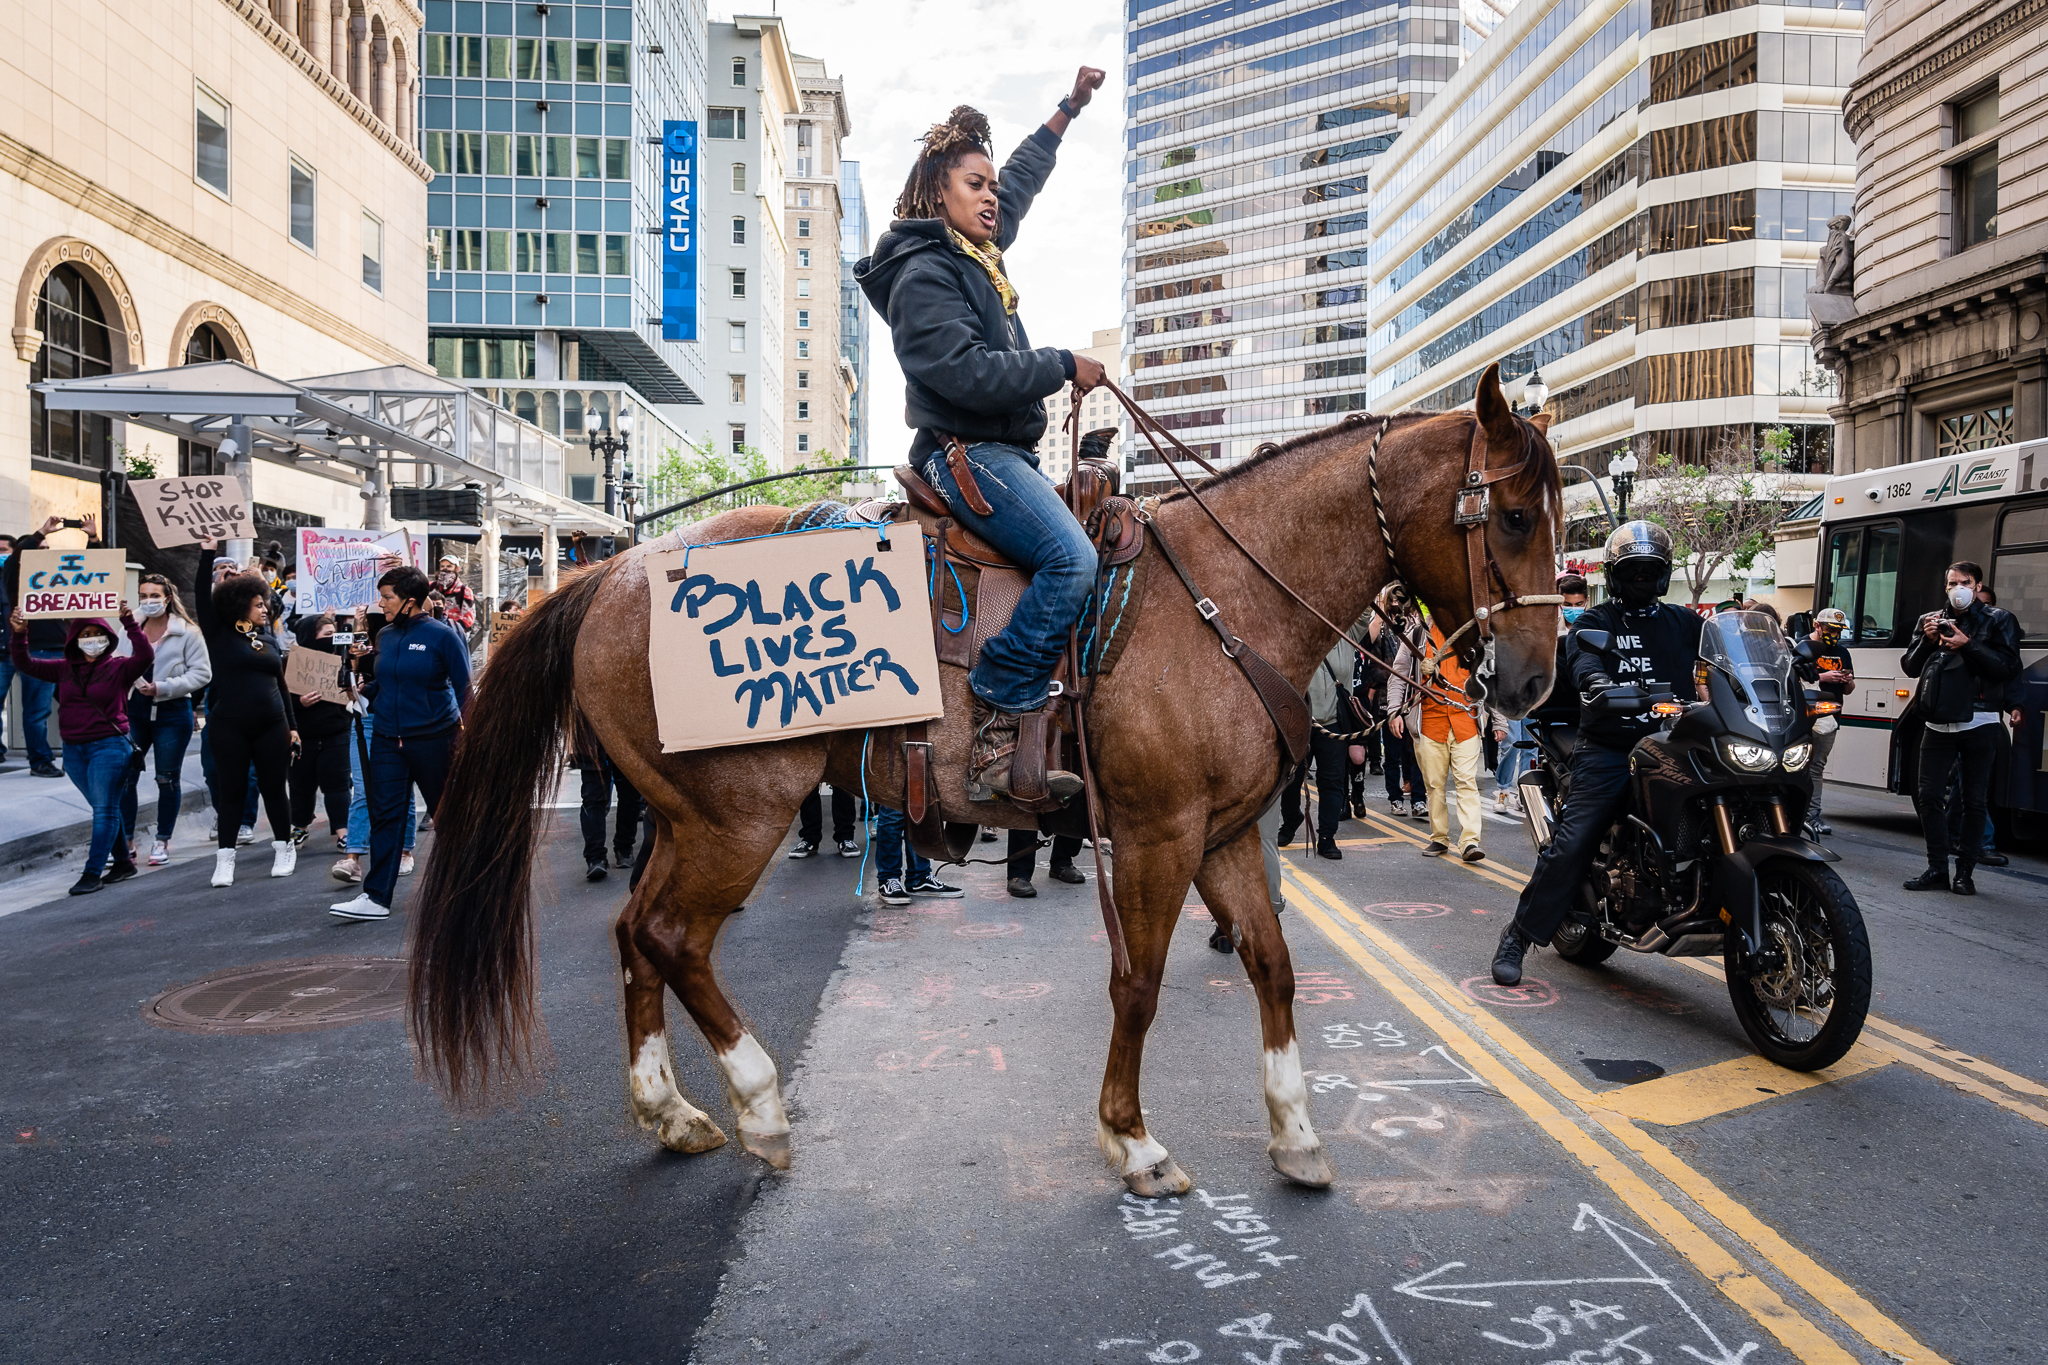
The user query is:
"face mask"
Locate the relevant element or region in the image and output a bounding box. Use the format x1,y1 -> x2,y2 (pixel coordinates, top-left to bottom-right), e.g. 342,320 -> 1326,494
1562,607 -> 1585,625
137,599 -> 166,618
78,636 -> 111,658
1948,585 -> 1976,612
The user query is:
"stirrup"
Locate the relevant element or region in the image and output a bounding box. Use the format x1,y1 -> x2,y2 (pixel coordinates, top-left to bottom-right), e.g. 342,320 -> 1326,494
968,702 -> 1081,808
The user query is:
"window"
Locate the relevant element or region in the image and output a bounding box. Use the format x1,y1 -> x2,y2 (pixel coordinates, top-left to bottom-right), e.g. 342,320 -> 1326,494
571,474 -> 597,503
796,370 -> 810,389
796,278 -> 810,299
605,139 -> 629,179
797,217 -> 811,238
605,43 -> 630,84
797,309 -> 811,329
605,234 -> 627,275
729,374 -> 746,403
28,264 -> 114,468
1996,502 -> 2048,643
730,269 -> 746,299
487,230 -> 511,272
575,233 -> 600,274
1953,88 -> 2000,249
576,137 -> 602,179
797,248 -> 811,268
796,187 -> 812,208
708,107 -> 746,140
426,34 -> 484,77
732,216 -> 747,245
514,230 -> 544,272
360,210 -> 383,291
546,231 -> 575,273
1937,402 -> 2015,457
438,228 -> 484,271
288,156 -> 317,251
732,57 -> 747,87
195,82 -> 230,196
485,133 -> 543,177
545,136 -> 572,177
731,162 -> 746,193
511,37 -> 544,79
797,433 -> 810,453
730,425 -> 746,455
796,339 -> 809,358
729,322 -> 746,353
1823,524 -> 1902,644
797,121 -> 813,149
545,39 -> 574,81
797,400 -> 810,421
576,41 -> 600,84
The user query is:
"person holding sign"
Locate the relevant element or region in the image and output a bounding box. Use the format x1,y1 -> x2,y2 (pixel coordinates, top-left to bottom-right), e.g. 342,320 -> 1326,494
7,604 -> 153,894
288,614 -> 357,851
2,513 -> 108,778
853,68 -> 1107,807
119,573 -> 212,868
194,535 -> 301,886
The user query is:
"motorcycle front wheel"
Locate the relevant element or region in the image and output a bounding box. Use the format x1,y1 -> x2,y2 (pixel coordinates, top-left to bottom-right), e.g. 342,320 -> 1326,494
1725,860 -> 1871,1071
1552,882 -> 1618,966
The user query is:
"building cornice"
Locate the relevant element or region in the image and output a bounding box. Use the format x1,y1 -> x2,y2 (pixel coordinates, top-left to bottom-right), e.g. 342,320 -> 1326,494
0,130 -> 420,368
1814,252 -> 2048,366
218,0 -> 434,182
1843,0 -> 2042,139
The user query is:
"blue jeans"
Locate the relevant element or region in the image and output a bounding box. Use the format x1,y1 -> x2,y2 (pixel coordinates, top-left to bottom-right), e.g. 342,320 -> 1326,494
1514,742 -> 1634,945
922,442 -> 1096,712
120,698 -> 194,843
66,734 -> 133,875
1,652 -> 56,765
347,713 -> 415,855
1495,719 -> 1531,789
364,724 -> 455,908
871,805 -> 929,885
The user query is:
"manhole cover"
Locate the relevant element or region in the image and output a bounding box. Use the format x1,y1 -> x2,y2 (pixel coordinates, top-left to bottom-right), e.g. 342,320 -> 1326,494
144,956 -> 408,1035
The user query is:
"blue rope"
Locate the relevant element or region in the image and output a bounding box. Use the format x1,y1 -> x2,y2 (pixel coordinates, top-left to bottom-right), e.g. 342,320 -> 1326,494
855,729 -> 874,897
677,517 -> 893,574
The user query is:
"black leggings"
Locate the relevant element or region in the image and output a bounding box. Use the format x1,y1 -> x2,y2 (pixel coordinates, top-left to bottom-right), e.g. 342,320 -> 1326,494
210,716 -> 293,850
291,729 -> 353,833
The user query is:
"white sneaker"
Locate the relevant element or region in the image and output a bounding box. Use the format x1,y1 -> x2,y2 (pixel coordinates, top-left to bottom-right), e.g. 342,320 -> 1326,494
270,840 -> 297,878
329,893 -> 390,920
147,838 -> 171,867
399,852 -> 416,876
235,826 -> 255,846
1493,789 -> 1509,814
210,848 -> 235,887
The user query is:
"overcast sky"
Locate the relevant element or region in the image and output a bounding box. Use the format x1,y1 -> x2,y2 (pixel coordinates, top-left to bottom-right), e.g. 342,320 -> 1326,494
726,0 -> 1130,466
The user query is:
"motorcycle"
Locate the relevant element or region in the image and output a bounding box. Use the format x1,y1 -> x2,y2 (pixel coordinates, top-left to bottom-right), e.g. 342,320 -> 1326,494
1516,611 -> 1871,1070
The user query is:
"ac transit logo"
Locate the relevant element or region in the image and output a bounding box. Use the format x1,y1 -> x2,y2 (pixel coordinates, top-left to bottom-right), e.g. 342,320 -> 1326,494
1921,459 -> 2008,503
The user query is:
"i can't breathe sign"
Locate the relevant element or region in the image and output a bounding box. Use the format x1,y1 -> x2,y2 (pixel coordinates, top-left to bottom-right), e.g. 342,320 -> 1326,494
646,522 -> 943,752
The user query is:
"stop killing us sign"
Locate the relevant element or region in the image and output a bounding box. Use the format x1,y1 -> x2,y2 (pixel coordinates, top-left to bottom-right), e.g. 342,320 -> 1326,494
19,549 -> 127,618
645,522 -> 943,752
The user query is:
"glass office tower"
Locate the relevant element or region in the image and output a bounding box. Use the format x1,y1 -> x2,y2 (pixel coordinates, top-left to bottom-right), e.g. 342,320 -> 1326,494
840,160 -> 871,467
1121,0 -> 1474,495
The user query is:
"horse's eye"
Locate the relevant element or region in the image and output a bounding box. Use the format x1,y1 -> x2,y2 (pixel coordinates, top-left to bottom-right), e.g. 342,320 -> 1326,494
1503,508 -> 1529,533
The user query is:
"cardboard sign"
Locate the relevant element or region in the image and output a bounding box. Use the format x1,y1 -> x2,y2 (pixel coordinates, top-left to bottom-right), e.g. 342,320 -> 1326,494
129,476 -> 255,547
646,522 -> 942,753
295,528 -> 426,615
18,549 -> 127,619
283,642 -> 353,705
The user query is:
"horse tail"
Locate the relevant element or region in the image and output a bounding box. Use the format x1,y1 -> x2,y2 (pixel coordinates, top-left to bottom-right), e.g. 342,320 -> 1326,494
408,561 -> 612,1106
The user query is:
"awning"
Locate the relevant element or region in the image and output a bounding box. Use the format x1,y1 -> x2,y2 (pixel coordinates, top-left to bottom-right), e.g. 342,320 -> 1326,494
35,360 -> 624,534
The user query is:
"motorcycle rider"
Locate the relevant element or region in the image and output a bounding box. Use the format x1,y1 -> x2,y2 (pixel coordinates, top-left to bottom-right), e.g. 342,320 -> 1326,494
1492,521 -> 1704,987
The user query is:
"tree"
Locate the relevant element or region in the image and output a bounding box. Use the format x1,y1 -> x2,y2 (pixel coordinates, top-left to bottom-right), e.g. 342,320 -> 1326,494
1623,427 -> 1799,606
638,439 -> 857,537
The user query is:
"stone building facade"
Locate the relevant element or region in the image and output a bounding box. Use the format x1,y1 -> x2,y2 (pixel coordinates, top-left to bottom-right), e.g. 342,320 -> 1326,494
1815,0 -> 2048,473
782,55 -> 851,466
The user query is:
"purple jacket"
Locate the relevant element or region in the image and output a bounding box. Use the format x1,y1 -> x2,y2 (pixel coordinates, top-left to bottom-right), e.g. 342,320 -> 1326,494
10,617 -> 154,743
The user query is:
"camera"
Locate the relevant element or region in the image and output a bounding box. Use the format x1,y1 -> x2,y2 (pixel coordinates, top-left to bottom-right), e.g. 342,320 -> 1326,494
332,631 -> 356,646
61,517 -> 85,528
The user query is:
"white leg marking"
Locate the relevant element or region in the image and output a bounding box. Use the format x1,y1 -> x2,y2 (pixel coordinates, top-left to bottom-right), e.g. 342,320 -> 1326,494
1262,1041 -> 1321,1153
716,1032 -> 790,1137
1098,1119 -> 1171,1176
628,1032 -> 720,1149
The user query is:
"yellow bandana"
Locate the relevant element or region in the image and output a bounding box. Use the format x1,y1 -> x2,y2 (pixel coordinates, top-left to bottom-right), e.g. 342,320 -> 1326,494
945,226 -> 1019,316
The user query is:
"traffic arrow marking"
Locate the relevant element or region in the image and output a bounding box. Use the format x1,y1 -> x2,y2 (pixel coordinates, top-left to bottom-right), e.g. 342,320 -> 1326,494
1391,1260 -> 1663,1308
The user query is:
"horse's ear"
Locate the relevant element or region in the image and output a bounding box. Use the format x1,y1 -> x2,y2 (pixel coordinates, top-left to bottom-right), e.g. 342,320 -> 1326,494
1475,361 -> 1517,449
1529,411 -> 1554,437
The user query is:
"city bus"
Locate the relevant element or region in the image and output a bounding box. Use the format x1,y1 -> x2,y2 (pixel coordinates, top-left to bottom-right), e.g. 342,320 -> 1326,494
1815,440 -> 2048,841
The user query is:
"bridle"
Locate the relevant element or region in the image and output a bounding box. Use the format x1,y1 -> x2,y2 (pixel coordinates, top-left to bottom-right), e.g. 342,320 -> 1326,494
1099,381 -> 1562,705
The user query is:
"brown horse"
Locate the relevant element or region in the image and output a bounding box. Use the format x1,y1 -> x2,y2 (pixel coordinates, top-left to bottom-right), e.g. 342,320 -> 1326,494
408,364 -> 1561,1195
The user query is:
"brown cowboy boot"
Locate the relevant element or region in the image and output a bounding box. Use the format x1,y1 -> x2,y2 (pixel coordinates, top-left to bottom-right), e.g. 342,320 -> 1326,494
968,700 -> 1083,805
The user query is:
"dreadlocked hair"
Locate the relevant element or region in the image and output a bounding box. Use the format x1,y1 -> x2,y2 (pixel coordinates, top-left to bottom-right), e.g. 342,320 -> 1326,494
894,105 -> 994,219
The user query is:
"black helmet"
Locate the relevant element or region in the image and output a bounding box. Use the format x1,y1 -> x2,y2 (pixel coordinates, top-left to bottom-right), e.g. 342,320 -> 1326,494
1603,520 -> 1673,607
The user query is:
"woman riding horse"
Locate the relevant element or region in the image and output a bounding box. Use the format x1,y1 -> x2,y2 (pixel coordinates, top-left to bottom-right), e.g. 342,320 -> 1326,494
854,67 -> 1107,806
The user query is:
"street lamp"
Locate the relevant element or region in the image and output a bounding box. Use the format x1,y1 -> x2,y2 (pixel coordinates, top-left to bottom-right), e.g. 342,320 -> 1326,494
1609,450 -> 1640,522
619,458 -> 641,546
1519,370 -> 1549,415
585,407 -> 632,517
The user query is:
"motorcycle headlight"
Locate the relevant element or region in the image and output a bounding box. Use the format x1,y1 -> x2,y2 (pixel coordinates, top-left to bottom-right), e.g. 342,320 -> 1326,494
1718,739 -> 1777,772
1782,742 -> 1812,772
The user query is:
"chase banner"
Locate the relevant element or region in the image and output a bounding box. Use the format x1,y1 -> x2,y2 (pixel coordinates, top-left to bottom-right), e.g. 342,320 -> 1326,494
661,120 -> 698,342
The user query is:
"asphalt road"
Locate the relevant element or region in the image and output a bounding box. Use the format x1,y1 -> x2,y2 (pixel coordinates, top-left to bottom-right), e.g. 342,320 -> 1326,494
4,779 -> 2044,1364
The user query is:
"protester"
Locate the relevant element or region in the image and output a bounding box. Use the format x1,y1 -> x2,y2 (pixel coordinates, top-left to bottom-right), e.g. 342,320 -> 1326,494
193,536 -> 300,886
790,784 -> 858,860
1006,829 -> 1084,897
572,717 -> 642,881
432,555 -> 477,631
1372,588 -> 1427,818
1390,610 -> 1493,862
2,514 -> 106,778
119,573 -> 212,866
287,614 -> 355,850
870,805 -> 962,905
1941,585 -> 2022,867
8,603 -> 152,893
1901,560 -> 2022,896
330,565 -> 471,920
1794,607 -> 1852,839
331,614 -> 416,883
1284,617 -> 1371,859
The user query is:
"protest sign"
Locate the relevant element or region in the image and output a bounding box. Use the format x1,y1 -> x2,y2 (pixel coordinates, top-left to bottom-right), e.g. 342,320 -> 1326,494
295,527 -> 426,615
128,476 -> 255,547
18,549 -> 127,619
283,642 -> 353,704
645,522 -> 942,752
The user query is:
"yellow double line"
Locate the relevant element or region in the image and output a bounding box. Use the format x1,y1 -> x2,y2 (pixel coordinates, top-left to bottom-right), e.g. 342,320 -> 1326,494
1284,863 -> 1943,1365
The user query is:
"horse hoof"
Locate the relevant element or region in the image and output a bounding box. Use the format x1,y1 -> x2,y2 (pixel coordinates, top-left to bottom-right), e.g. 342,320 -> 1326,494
1123,1156 -> 1192,1198
658,1110 -> 729,1155
1269,1144 -> 1335,1188
740,1128 -> 792,1170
